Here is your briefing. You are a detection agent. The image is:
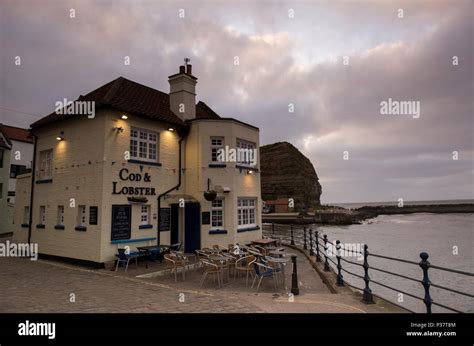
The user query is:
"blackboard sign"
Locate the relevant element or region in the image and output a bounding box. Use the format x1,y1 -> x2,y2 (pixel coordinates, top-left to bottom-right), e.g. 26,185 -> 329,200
89,206 -> 98,225
202,212 -> 210,225
159,208 -> 171,231
111,205 -> 131,241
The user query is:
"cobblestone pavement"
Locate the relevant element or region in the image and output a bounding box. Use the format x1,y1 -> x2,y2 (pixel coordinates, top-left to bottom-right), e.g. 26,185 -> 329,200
0,257 -> 262,313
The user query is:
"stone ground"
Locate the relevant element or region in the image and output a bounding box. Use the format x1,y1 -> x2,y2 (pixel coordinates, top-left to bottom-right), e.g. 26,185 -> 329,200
0,242 -> 404,313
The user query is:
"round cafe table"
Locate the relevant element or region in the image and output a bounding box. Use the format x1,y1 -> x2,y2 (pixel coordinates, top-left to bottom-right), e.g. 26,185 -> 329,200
264,256 -> 291,290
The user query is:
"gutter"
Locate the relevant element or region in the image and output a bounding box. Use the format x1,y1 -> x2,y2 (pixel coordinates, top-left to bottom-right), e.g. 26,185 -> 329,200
157,127 -> 189,245
27,130 -> 37,245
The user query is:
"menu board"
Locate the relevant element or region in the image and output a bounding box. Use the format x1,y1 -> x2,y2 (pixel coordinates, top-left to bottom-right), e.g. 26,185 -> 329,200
159,208 -> 171,231
89,206 -> 98,225
111,205 -> 131,241
201,212 -> 210,225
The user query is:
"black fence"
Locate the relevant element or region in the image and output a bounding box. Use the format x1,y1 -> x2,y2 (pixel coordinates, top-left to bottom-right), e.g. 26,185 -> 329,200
263,223 -> 474,313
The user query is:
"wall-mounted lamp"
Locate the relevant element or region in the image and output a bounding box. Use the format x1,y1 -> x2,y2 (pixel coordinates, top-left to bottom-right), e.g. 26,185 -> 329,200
247,170 -> 254,174
121,114 -> 128,120
56,131 -> 64,141
168,128 -> 175,132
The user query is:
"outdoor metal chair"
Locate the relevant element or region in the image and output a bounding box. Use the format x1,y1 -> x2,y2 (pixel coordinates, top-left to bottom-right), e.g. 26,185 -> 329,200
235,255 -> 256,286
164,253 -> 187,282
115,248 -> 139,272
251,261 -> 279,291
199,259 -> 222,288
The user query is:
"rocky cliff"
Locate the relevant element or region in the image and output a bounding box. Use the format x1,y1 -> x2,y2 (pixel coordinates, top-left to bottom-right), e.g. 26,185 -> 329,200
260,142 -> 322,211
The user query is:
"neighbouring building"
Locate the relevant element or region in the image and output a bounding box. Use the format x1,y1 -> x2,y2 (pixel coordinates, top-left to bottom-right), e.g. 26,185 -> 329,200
0,124 -> 34,205
0,135 -> 12,234
12,63 -> 262,265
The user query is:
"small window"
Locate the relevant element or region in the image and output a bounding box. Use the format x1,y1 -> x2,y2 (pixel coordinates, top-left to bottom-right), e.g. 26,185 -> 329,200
10,164 -> 29,179
0,149 -> 4,168
211,198 -> 224,229
130,127 -> 159,163
57,206 -> 65,226
211,137 -> 224,163
77,205 -> 86,227
236,139 -> 257,166
39,206 -> 46,225
237,198 -> 257,228
140,205 -> 150,225
39,149 -> 53,180
23,206 -> 30,224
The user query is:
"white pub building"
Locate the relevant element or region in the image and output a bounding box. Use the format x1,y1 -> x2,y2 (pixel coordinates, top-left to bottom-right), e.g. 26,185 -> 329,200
12,63 -> 262,266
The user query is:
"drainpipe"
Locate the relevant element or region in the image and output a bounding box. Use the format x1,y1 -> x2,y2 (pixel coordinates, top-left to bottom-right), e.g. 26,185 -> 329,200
157,127 -> 188,245
27,130 -> 37,245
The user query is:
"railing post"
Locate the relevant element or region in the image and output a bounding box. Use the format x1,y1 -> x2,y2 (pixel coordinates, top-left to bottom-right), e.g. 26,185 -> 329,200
419,252 -> 432,313
335,240 -> 344,286
272,222 -> 275,237
303,227 -> 307,250
291,255 -> 299,295
315,230 -> 321,262
323,234 -> 330,271
362,244 -> 374,304
309,228 -> 314,256
290,224 -> 295,245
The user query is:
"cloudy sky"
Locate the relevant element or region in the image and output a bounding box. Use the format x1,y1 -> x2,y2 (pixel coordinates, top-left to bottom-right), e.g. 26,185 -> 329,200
0,0 -> 472,203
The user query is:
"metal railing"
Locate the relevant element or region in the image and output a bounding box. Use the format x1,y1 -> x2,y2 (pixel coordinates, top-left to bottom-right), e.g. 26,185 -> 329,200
264,223 -> 474,313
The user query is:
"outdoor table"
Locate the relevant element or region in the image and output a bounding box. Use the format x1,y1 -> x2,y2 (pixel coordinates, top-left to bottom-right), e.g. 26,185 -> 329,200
264,256 -> 291,289
252,239 -> 279,247
136,245 -> 169,267
210,255 -> 231,284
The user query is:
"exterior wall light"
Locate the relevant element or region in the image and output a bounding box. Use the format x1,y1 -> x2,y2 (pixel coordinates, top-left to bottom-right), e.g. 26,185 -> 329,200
168,128 -> 175,132
121,115 -> 128,120
56,131 -> 64,141
247,170 -> 254,174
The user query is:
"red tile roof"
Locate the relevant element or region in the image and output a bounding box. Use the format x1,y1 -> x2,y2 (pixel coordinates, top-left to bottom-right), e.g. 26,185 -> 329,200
31,77 -> 188,129
0,124 -> 33,143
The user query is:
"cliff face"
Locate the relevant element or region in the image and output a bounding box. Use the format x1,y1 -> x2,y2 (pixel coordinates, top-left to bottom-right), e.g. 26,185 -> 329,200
260,142 -> 322,211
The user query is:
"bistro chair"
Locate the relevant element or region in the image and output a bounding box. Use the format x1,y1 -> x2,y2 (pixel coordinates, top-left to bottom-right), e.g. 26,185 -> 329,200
170,243 -> 182,251
199,259 -> 222,288
251,261 -> 279,291
234,255 -> 256,286
164,253 -> 187,282
115,248 -> 140,272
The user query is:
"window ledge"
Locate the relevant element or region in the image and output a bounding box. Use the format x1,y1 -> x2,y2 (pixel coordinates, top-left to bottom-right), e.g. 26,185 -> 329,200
21,223 -> 29,228
128,159 -> 162,167
75,226 -> 87,232
139,224 -> 153,229
209,229 -> 228,235
208,163 -> 227,168
111,237 -> 156,244
235,165 -> 259,172
36,179 -> 53,184
237,225 -> 260,233
36,224 -> 45,229
54,225 -> 65,230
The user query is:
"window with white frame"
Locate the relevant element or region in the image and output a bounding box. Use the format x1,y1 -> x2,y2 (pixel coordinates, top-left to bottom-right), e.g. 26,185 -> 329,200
39,149 -> 53,180
211,137 -> 224,163
237,198 -> 257,228
23,206 -> 30,224
39,206 -> 46,225
77,205 -> 86,227
211,198 -> 224,229
57,206 -> 65,226
130,127 -> 159,163
236,139 -> 256,166
140,205 -> 150,225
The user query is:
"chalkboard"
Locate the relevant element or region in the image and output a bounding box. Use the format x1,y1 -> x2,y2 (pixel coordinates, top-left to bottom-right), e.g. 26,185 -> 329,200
89,206 -> 98,225
159,208 -> 171,231
111,205 -> 131,241
202,212 -> 210,225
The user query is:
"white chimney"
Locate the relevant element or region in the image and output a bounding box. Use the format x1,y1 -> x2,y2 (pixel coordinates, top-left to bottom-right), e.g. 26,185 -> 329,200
168,60 -> 197,121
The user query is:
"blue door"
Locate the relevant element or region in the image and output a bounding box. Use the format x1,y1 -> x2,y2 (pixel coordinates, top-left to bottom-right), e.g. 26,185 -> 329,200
184,202 -> 201,253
